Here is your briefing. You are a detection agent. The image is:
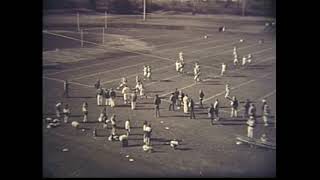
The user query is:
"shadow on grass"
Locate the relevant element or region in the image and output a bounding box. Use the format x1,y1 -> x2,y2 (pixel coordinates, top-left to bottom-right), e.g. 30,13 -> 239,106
146,90 -> 164,93
70,114 -> 84,118
175,147 -> 192,151
129,133 -> 143,136
69,96 -> 96,99
116,104 -> 131,108
135,107 -> 154,110
161,114 -> 189,118
226,75 -> 247,78
138,102 -> 153,104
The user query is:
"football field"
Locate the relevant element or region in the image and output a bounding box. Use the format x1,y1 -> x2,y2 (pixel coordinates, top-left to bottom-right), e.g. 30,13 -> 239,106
43,13 -> 276,178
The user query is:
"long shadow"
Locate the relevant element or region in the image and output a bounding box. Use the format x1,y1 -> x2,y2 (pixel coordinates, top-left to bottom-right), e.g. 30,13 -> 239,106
138,102 -> 153,105
128,138 -> 143,141
226,75 -> 247,78
82,121 -> 103,124
147,90 -> 164,93
204,76 -> 221,80
159,79 -> 173,82
175,147 -> 192,151
248,65 -> 272,68
79,127 -> 91,130
152,143 -> 169,147
127,143 -> 144,147
161,114 -> 189,118
195,112 -> 208,115
151,150 -> 166,153
116,104 -> 131,108
135,107 -> 154,110
70,115 -> 83,118
127,127 -> 142,129
219,106 -> 231,109
212,122 -> 244,126
150,137 -> 170,143
129,133 -> 143,136
70,96 -> 96,99
202,83 -> 223,85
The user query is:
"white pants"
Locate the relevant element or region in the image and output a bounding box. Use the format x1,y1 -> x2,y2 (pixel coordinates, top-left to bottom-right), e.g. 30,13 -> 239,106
194,74 -> 200,81
97,95 -> 103,106
131,101 -> 136,110
225,90 -> 230,98
147,72 -> 151,79
83,114 -> 88,122
179,67 -> 184,73
111,127 -> 116,136
110,98 -> 115,107
183,102 -> 188,113
221,70 -> 225,76
263,115 -> 269,125
105,98 -> 111,106
123,94 -> 129,104
233,59 -> 238,65
242,59 -> 246,66
126,128 -> 130,136
247,126 -> 254,138
56,110 -> 61,118
231,108 -> 238,117
139,88 -> 145,96
98,113 -> 105,122
64,115 -> 69,123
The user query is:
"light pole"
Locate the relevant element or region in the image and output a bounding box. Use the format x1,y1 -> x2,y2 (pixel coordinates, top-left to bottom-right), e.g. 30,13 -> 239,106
143,0 -> 146,21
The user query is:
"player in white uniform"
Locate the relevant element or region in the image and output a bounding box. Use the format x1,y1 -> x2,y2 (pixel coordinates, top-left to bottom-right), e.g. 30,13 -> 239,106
179,51 -> 184,62
122,85 -> 130,104
179,61 -> 185,73
135,81 -> 145,98
135,75 -> 141,84
176,61 -> 181,73
220,63 -> 226,76
143,65 -> 148,80
193,62 -> 201,82
262,103 -> 271,127
82,102 -> 88,123
98,107 -> 107,122
55,102 -> 62,119
247,54 -> 252,64
233,56 -> 239,66
63,104 -> 70,123
213,99 -> 220,121
146,66 -> 152,80
125,119 -> 131,136
233,46 -> 237,56
247,116 -> 255,138
242,56 -> 247,66
183,95 -> 189,114
225,84 -> 230,98
96,87 -> 104,106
